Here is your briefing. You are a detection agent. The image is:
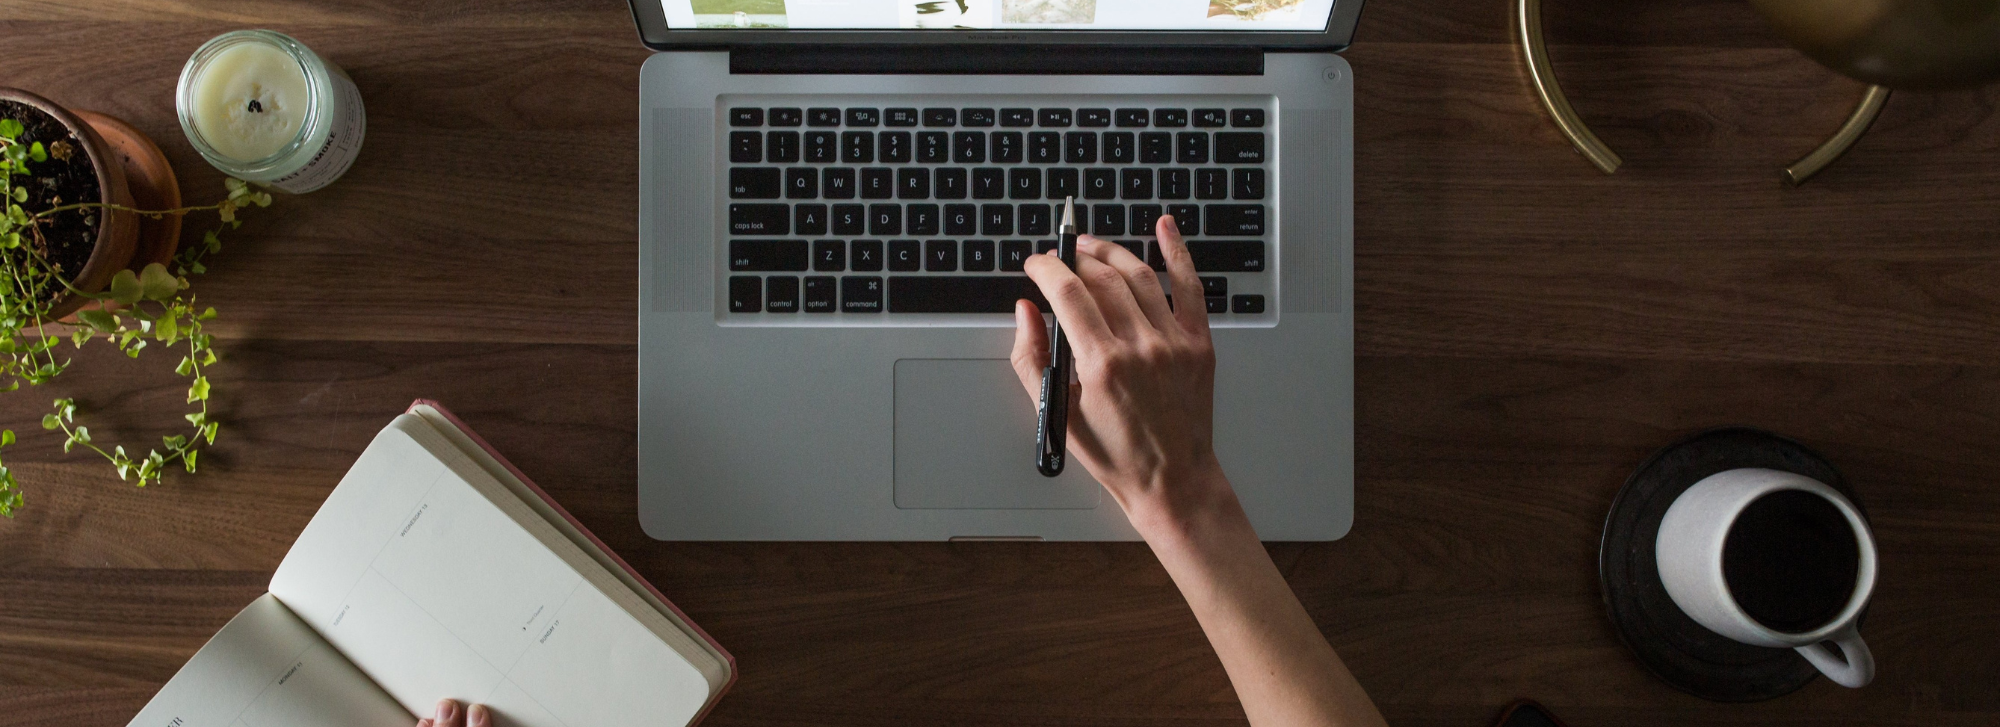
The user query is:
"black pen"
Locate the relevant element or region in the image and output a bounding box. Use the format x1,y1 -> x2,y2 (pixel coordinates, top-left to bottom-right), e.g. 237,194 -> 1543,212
1036,196 -> 1079,477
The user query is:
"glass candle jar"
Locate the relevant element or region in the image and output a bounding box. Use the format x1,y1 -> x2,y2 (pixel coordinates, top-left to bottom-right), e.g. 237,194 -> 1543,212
176,30 -> 365,193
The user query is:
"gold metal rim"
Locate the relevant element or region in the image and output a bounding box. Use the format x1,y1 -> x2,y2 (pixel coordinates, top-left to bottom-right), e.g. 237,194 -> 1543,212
1784,85 -> 1891,186
1516,0 -> 1622,174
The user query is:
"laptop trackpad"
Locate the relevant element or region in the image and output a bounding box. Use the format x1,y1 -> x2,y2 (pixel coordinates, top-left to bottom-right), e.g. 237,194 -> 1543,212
893,359 -> 1102,510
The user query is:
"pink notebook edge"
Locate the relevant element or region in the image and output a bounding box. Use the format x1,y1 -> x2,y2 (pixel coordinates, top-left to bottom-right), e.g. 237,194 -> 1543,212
405,399 -> 738,722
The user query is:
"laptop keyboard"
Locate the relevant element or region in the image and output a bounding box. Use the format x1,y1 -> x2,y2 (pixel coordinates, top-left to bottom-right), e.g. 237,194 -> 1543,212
719,97 -> 1273,322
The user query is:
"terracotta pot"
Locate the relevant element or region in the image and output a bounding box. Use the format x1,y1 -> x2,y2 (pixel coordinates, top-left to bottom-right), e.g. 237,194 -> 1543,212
0,87 -> 182,321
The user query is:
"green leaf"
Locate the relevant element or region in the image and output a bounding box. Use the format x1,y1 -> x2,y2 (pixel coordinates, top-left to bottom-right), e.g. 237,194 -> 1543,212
9,187 -> 23,202
108,269 -> 143,305
163,434 -> 187,449
0,119 -> 21,138
202,348 -> 219,365
203,422 -> 219,444
184,448 -> 198,472
78,427 -> 92,443
155,315 -> 178,342
75,309 -> 117,332
1,429 -> 14,447
175,356 -> 193,376
27,142 -> 45,163
188,376 -> 210,402
198,307 -> 217,321
139,263 -> 178,302
185,412 -> 206,426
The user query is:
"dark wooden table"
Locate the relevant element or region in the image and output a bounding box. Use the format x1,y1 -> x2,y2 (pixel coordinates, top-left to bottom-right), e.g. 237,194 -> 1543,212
4,1 -> 1998,725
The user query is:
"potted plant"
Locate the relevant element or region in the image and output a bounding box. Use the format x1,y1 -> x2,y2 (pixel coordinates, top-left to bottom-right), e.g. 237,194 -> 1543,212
0,87 -> 269,516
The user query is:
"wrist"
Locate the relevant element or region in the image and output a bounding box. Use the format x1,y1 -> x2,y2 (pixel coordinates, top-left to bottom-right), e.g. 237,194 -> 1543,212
1124,461 -> 1248,549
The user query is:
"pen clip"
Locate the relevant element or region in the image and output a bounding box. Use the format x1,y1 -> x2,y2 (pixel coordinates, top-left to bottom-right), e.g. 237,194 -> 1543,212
1035,366 -> 1065,477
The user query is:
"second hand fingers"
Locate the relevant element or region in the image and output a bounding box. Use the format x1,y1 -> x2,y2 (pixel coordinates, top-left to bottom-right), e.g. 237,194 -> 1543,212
1079,237 -> 1175,335
1156,215 -> 1211,340
1069,241 -> 1146,339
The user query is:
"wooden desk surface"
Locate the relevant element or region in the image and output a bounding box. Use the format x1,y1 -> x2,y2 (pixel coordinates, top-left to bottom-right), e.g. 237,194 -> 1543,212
4,2 -> 1997,725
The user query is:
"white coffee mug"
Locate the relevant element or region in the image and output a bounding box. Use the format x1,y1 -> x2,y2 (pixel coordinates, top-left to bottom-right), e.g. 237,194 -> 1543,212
1656,468 -> 1878,688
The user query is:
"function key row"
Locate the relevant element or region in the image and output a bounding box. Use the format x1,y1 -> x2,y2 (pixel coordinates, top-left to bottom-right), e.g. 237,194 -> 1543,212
729,239 -> 1265,275
730,274 -> 1265,315
731,107 -> 1266,129
728,202 -> 1264,238
730,166 -> 1265,202
728,129 -> 1264,165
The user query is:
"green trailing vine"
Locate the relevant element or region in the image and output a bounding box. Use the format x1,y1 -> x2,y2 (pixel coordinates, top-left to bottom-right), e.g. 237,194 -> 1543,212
0,115 -> 270,516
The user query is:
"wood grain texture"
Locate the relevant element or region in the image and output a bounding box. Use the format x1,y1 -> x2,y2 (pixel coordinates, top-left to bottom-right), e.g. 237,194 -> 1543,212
3,1 -> 1999,726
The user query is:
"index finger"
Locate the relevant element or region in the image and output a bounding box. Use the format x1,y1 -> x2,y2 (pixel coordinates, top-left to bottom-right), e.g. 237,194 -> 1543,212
1156,215 -> 1211,339
1023,252 -> 1117,357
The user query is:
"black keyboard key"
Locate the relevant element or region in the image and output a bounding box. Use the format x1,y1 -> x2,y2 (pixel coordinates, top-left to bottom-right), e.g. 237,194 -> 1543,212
1215,132 -> 1265,164
1206,296 -> 1228,314
808,108 -> 842,126
1233,168 -> 1265,199
885,108 -> 921,127
1231,294 -> 1265,314
814,240 -> 846,271
804,131 -> 836,163
1038,240 -> 1059,255
923,108 -> 958,127
1009,168 -> 1043,200
766,275 -> 799,312
824,168 -> 857,199
1194,108 -> 1227,128
730,204 -> 790,235
804,276 -> 836,312
851,240 -> 883,271
1001,240 -> 1032,271
1000,108 -> 1035,127
1231,109 -> 1266,128
770,107 -> 804,126
1116,108 -> 1151,127
1078,108 -> 1112,127
729,276 -> 762,312
890,276 -> 1049,313
1167,204 -> 1200,234
963,108 -> 997,127
1144,242 -> 1166,271
786,168 -> 818,199
918,132 -> 949,163
843,276 -> 884,312
982,204 -> 1015,236
963,240 -> 996,271
842,131 -> 875,163
1200,276 -> 1228,297
881,131 -> 912,163
992,132 -> 1023,163
768,131 -> 801,163
729,239 -> 807,270
936,168 -> 968,199
1104,132 -> 1135,164
1160,168 -> 1191,199
1154,108 -> 1188,127
1018,203 -> 1052,236
1196,168 -> 1228,199
889,240 -> 921,271
832,204 -> 865,235
1091,204 -> 1126,236
945,204 -> 977,235
908,203 -> 940,235
1188,241 -> 1265,271
730,131 -> 762,163
973,168 -> 1006,199
954,131 -> 987,163
1065,132 -> 1098,164
925,240 -> 958,271
898,168 -> 931,199
1122,168 -> 1154,200
1084,168 -> 1117,200
730,167 -> 780,199
869,203 -> 903,235
1114,240 -> 1144,260
1029,132 -> 1061,164
1047,168 -> 1079,200
1038,108 -> 1073,127
1204,205 -> 1265,236
795,204 -> 828,235
846,108 -> 880,127
862,168 -> 894,199
731,108 -> 765,127
1131,204 -> 1163,236
1178,132 -> 1210,164
1140,132 -> 1173,163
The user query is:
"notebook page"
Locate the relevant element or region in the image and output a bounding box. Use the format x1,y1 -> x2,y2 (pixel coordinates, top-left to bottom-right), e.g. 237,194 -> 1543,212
269,418 -> 710,727
126,593 -> 410,727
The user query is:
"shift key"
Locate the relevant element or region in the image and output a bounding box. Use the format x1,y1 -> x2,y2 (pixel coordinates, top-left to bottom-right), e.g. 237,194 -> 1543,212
730,204 -> 790,235
1204,205 -> 1264,236
730,240 -> 808,271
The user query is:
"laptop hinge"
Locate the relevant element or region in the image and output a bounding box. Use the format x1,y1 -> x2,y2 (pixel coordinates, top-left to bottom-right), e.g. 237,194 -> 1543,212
730,45 -> 1263,76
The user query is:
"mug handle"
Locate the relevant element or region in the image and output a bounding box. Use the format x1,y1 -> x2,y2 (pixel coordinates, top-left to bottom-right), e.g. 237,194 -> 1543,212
1795,626 -> 1875,688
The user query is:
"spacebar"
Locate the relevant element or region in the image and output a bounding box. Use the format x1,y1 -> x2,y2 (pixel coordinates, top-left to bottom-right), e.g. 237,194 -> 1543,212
889,276 -> 1049,313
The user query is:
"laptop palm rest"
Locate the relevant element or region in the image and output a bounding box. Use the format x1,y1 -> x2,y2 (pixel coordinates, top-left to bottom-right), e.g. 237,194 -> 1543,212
892,359 -> 1102,510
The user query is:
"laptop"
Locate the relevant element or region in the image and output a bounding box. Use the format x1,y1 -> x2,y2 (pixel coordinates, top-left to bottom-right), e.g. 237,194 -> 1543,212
630,0 -> 1359,541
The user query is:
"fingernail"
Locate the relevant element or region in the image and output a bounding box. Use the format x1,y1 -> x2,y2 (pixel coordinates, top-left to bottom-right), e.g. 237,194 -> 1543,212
418,720 -> 433,727
436,699 -> 457,721
469,704 -> 491,727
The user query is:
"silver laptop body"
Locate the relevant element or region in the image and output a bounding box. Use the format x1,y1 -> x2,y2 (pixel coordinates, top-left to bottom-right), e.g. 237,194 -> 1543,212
633,9 -> 1358,541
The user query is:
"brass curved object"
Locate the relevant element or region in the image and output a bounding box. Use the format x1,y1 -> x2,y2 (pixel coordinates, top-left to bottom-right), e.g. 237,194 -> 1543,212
1515,0 -> 1622,174
1784,84 -> 1892,186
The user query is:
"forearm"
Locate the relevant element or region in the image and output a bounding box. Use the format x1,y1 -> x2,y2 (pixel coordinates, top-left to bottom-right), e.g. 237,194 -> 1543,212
1131,473 -> 1387,727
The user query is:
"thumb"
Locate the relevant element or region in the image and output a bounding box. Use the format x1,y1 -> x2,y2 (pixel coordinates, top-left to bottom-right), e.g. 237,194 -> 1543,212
1009,299 -> 1051,403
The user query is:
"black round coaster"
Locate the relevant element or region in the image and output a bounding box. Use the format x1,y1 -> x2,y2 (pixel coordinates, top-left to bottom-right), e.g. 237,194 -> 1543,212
1599,427 -> 1867,702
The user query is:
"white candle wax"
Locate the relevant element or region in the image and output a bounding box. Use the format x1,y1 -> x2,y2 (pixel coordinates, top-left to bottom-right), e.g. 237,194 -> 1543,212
186,41 -> 311,163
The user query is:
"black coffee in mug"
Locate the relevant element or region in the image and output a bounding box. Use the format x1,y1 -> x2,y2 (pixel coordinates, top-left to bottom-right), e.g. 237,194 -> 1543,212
1721,489 -> 1861,633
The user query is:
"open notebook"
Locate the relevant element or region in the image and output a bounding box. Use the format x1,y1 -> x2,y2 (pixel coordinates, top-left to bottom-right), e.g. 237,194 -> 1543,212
128,401 -> 735,727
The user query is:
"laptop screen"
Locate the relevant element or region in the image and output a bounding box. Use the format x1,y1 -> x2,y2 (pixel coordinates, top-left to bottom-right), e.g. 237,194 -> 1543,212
662,0 -> 1338,32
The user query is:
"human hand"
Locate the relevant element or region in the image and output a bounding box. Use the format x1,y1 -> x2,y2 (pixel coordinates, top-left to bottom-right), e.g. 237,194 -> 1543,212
1010,216 -> 1232,534
416,699 -> 489,727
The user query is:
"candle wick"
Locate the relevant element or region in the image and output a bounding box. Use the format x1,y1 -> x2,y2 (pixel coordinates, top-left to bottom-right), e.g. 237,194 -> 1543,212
247,99 -> 265,113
